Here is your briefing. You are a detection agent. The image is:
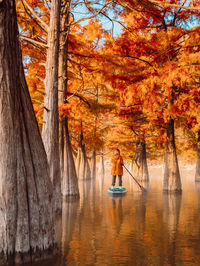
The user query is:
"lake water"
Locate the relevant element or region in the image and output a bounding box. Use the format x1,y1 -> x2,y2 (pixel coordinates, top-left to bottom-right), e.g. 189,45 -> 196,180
33,164 -> 200,266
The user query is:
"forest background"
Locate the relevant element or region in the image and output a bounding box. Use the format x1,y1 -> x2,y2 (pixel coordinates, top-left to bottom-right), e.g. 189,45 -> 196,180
0,0 -> 200,264
18,0 -> 200,163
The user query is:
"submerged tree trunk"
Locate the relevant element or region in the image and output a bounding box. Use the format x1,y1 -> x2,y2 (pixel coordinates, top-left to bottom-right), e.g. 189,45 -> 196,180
61,118 -> 79,196
75,130 -> 91,180
132,140 -> 149,182
195,130 -> 200,182
0,1 -> 56,263
42,0 -> 61,211
75,146 -> 82,179
163,119 -> 182,192
58,0 -> 79,196
98,149 -> 105,177
90,151 -> 97,179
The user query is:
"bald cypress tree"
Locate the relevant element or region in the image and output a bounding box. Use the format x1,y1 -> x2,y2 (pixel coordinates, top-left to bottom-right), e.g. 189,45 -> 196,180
0,0 -> 56,263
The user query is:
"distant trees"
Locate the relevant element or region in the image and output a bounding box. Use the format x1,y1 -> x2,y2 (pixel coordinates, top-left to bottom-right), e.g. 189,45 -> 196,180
103,0 -> 200,191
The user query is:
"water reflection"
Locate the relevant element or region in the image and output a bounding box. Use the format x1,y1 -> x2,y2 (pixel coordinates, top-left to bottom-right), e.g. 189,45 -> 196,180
195,181 -> 200,211
163,193 -> 182,265
109,196 -> 124,234
60,198 -> 80,256
31,166 -> 200,266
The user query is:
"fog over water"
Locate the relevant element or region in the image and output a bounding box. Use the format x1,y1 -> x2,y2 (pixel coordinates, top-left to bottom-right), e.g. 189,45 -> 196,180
32,163 -> 200,266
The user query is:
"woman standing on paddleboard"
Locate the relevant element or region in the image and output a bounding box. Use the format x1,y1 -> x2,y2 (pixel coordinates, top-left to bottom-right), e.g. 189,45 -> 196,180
111,149 -> 124,188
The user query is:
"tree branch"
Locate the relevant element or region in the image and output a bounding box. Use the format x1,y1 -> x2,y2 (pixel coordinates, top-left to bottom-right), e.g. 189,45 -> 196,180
117,54 -> 157,72
130,126 -> 140,136
67,92 -> 91,108
21,0 -> 47,33
70,0 -> 114,26
43,0 -> 50,12
19,35 -> 48,48
149,0 -> 200,11
22,0 -> 49,31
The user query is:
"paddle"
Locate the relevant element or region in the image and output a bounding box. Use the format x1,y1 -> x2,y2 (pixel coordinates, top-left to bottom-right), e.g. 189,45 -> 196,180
123,165 -> 146,192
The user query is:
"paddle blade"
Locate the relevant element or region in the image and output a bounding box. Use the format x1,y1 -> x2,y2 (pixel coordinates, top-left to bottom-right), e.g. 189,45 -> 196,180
140,186 -> 147,192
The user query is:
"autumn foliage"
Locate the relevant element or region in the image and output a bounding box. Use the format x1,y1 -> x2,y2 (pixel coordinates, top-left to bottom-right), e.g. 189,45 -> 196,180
17,0 -> 200,162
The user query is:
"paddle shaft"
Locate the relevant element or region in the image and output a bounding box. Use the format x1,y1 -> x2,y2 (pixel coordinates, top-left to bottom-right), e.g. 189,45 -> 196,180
123,165 -> 143,189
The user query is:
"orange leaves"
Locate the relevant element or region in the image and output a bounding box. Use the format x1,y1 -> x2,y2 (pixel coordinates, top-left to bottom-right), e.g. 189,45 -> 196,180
58,104 -> 72,120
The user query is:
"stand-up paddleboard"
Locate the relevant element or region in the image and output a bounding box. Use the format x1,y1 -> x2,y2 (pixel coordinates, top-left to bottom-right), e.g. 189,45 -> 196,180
108,186 -> 127,194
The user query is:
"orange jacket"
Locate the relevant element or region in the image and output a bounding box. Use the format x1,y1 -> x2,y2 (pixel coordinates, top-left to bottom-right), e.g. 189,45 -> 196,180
111,155 -> 124,176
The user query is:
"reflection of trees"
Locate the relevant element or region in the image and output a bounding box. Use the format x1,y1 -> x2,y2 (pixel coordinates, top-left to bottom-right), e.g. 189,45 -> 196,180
135,192 -> 148,233
97,151 -> 105,196
193,182 -> 200,261
51,197 -> 80,266
117,191 -> 148,265
163,193 -> 182,265
61,198 -> 80,255
195,182 -> 200,211
97,172 -> 104,197
195,182 -> 200,238
70,179 -> 104,265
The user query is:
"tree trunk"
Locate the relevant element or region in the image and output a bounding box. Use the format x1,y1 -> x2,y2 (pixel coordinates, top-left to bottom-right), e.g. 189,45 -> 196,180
76,144 -> 91,180
75,146 -> 82,179
132,140 -> 149,182
98,149 -> 105,177
61,118 -> 79,196
90,151 -> 96,179
0,1 -> 56,263
195,130 -> 200,181
58,0 -> 79,196
84,153 -> 92,180
75,130 -> 91,180
42,0 -> 61,211
163,119 -> 182,192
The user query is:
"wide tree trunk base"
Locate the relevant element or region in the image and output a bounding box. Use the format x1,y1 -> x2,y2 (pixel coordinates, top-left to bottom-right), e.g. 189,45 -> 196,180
60,118 -> 79,197
90,151 -> 96,179
163,119 -> 182,192
132,141 -> 149,182
0,245 -> 57,265
0,1 -> 56,260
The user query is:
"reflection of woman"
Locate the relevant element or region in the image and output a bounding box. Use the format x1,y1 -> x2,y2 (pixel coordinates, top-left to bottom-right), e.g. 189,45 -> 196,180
111,197 -> 123,234
111,149 -> 124,188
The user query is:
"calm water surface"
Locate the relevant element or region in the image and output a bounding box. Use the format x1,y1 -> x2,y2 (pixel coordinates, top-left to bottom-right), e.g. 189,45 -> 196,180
34,164 -> 200,266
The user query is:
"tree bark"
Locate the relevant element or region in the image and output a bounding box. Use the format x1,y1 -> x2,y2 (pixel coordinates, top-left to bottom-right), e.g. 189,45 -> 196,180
61,118 -> 79,196
75,132 -> 91,180
163,119 -> 182,192
0,0 -> 56,263
195,130 -> 200,182
42,0 -> 61,211
98,149 -> 105,178
132,140 -> 149,182
58,0 -> 79,196
90,150 -> 97,179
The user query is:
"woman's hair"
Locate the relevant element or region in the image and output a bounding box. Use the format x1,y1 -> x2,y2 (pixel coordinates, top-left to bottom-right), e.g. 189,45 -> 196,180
116,148 -> 120,154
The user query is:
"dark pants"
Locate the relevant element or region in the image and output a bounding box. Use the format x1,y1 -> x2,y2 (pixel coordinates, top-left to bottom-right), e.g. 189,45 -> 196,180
112,175 -> 122,186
